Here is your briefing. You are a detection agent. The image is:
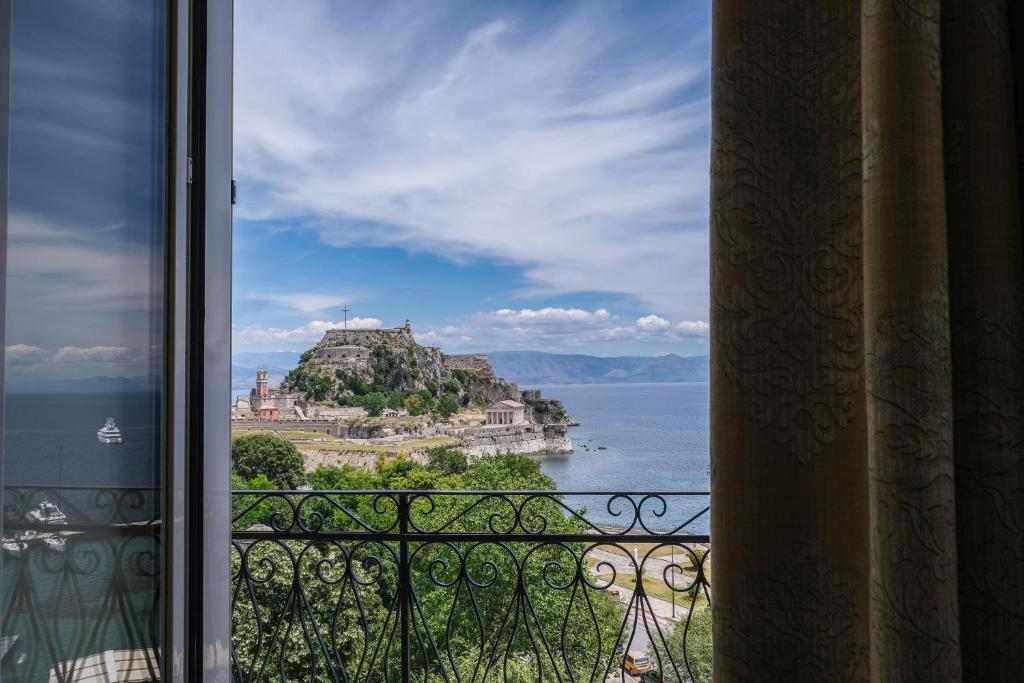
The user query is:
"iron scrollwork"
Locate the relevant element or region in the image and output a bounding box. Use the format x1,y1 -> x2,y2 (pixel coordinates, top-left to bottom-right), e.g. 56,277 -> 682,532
231,490 -> 712,682
1,485 -> 162,682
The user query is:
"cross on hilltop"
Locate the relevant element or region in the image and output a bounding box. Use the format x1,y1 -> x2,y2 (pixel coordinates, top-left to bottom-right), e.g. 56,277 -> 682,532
341,303 -> 350,330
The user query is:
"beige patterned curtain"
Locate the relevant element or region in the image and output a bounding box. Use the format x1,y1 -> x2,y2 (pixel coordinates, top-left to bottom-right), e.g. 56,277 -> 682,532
710,1 -> 1024,680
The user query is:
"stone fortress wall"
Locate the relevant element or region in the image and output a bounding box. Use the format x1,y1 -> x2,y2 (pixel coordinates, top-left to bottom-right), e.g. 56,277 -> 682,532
458,424 -> 572,458
316,345 -> 371,361
320,323 -> 415,349
443,354 -> 495,378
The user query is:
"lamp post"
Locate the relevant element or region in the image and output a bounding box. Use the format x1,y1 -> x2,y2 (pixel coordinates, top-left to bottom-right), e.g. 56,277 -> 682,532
671,545 -> 675,619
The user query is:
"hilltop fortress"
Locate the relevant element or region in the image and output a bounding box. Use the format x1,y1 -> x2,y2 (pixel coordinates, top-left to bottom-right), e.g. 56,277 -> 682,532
233,322 -> 574,460
310,322 -> 497,382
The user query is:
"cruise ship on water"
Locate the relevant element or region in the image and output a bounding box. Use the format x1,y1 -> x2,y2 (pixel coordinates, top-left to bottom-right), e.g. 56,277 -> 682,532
97,418 -> 123,444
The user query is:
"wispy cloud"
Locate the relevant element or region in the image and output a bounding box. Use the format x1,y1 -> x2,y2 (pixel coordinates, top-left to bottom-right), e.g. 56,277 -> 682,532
234,317 -> 383,351
6,344 -> 135,366
426,306 -> 708,351
243,291 -> 356,314
234,1 -> 710,319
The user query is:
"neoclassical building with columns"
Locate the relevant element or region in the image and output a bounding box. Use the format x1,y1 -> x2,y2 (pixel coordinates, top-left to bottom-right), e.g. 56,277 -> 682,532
485,400 -> 526,426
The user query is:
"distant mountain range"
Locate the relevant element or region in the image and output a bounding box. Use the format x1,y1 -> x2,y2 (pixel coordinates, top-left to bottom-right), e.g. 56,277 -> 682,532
487,351 -> 709,385
230,349 -> 708,390
6,376 -> 152,393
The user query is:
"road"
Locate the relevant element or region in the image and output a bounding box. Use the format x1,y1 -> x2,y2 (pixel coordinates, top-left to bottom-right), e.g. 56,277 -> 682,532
587,544 -> 707,678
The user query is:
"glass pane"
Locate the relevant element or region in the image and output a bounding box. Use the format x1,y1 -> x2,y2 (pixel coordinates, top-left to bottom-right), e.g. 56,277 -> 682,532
1,2 -> 168,680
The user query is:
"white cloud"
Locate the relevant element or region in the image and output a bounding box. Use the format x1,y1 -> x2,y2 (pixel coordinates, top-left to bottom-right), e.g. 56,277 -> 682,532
233,1 -> 710,320
636,314 -> 671,331
420,326 -> 473,345
484,307 -> 612,325
52,346 -> 132,363
675,320 -> 710,336
6,343 -> 140,370
234,317 -> 382,351
422,307 -> 708,352
5,344 -> 49,365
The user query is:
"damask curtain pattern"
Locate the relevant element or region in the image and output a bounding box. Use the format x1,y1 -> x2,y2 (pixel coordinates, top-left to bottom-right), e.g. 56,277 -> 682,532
710,1 -> 1024,681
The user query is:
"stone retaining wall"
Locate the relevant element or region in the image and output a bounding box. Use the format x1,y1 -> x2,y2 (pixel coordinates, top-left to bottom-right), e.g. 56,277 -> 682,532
458,424 -> 572,459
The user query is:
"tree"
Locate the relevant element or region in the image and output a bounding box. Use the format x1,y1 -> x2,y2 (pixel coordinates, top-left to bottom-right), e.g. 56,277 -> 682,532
307,370 -> 333,402
665,606 -> 712,682
437,392 -> 460,418
232,433 -> 306,489
232,453 -> 625,682
403,393 -> 426,416
363,391 -> 388,417
426,446 -> 468,475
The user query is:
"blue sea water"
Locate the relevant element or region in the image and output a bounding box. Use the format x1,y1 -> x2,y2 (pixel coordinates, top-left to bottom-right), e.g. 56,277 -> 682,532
534,382 -> 710,533
2,392 -> 162,488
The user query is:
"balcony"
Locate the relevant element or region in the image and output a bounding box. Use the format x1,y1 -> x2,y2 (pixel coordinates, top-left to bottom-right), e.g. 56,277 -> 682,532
231,490 -> 711,682
1,487 -> 709,681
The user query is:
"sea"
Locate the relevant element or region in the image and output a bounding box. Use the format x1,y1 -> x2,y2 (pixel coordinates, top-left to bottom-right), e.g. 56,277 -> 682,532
534,382 -> 710,534
2,392 -> 162,488
0,385 -> 707,675
1,392 -> 162,680
1,383 -> 710,527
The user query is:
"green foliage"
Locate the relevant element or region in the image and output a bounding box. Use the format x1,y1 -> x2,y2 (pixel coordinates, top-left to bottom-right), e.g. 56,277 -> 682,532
462,453 -> 557,490
403,393 -> 426,416
306,370 -> 333,401
299,349 -> 313,364
232,454 -> 626,681
436,392 -> 460,418
363,391 -> 388,417
425,446 -> 468,475
665,606 -> 713,682
231,540 -> 388,679
441,378 -> 462,394
231,433 -> 306,489
450,368 -> 473,386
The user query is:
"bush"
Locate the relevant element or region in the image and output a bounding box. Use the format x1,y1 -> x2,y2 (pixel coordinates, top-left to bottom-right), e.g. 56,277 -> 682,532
426,447 -> 468,475
437,392 -> 460,418
363,392 -> 388,417
307,370 -> 334,402
403,394 -> 426,416
231,433 -> 306,489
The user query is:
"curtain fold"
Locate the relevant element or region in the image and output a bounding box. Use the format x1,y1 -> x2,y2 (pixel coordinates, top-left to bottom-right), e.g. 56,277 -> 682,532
710,1 -> 1024,680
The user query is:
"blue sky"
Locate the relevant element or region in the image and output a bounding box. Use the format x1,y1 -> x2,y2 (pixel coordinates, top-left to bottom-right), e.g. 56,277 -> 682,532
4,2 -> 168,384
233,0 -> 711,357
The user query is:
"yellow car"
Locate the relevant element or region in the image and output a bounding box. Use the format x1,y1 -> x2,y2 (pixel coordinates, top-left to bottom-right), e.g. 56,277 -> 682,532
622,650 -> 653,675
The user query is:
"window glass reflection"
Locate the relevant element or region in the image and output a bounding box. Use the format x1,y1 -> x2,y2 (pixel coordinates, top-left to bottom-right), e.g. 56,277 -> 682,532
2,2 -> 168,679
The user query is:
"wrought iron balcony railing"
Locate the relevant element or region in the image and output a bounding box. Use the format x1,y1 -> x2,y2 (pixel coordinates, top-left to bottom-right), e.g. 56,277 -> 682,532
231,490 -> 711,682
1,485 -> 162,682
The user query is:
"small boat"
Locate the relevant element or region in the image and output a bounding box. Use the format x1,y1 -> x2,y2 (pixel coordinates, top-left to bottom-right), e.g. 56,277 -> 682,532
25,499 -> 67,525
44,534 -> 66,552
1,538 -> 27,556
97,417 -> 123,444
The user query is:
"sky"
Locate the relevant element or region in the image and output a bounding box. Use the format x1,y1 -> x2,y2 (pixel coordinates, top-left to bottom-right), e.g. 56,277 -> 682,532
232,0 -> 712,358
4,2 -> 168,385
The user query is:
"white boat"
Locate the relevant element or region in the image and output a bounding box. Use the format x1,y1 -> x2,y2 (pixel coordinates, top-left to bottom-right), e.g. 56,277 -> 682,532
1,538 -> 27,556
44,534 -> 66,552
25,499 -> 67,525
97,417 -> 123,444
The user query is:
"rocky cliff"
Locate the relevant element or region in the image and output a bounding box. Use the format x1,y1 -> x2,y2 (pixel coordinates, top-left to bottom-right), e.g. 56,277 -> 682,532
279,325 -> 572,422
